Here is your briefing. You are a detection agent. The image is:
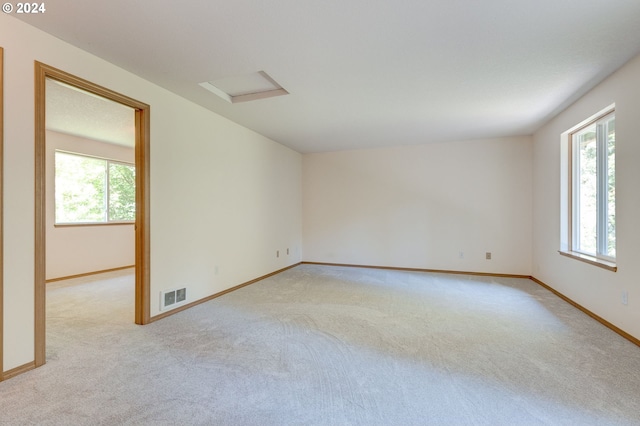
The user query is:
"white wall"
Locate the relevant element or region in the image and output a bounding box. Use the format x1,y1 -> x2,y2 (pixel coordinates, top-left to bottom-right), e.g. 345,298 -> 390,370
303,137 -> 532,275
532,53 -> 640,340
1,14 -> 302,372
46,131 -> 135,280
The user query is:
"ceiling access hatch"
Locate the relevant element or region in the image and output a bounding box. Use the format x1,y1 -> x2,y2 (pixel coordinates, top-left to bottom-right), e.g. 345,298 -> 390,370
199,71 -> 289,103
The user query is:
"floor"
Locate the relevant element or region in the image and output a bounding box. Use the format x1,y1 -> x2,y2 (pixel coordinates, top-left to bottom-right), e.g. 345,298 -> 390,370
1,264 -> 640,425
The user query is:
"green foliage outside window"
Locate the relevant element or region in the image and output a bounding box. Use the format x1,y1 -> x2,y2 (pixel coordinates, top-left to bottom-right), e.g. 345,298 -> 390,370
572,113 -> 615,260
55,151 -> 135,224
108,162 -> 136,221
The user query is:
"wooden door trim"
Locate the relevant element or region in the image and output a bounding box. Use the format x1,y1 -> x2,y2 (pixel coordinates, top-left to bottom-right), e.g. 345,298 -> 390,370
34,62 -> 151,367
0,47 -> 4,380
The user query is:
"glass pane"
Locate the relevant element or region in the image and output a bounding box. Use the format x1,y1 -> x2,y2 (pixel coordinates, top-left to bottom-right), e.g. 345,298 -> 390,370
55,152 -> 106,223
605,116 -> 615,257
576,125 -> 597,255
108,162 -> 136,221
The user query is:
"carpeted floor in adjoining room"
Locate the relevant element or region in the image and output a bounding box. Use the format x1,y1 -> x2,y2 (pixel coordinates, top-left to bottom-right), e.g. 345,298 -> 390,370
1,264 -> 640,425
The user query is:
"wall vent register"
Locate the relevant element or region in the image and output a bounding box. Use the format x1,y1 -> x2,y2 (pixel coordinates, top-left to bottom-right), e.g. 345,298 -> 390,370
160,287 -> 187,310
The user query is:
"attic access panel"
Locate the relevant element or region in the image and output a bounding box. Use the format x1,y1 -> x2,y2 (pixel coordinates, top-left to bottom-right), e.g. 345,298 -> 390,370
199,71 -> 288,103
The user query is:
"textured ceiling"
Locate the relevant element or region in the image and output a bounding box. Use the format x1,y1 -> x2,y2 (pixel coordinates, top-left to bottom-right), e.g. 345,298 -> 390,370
16,0 -> 640,153
46,79 -> 135,147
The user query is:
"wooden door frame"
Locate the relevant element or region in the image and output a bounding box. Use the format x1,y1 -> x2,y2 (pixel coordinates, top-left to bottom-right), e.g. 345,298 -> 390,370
34,62 -> 151,367
0,47 -> 4,380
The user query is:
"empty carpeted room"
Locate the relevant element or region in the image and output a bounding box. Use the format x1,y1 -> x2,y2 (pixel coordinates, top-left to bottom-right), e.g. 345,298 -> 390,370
1,1 -> 640,425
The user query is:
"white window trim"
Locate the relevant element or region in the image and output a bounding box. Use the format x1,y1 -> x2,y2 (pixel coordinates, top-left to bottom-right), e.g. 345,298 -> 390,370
559,104 -> 617,272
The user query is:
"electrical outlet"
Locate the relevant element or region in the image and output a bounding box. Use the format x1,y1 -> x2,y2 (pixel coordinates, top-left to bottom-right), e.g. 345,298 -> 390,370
287,248 -> 290,255
486,252 -> 492,260
622,290 -> 628,305
277,250 -> 280,258
459,251 -> 464,259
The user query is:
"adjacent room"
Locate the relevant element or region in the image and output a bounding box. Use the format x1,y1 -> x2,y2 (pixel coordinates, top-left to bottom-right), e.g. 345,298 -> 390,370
45,78 -> 136,280
1,1 -> 640,424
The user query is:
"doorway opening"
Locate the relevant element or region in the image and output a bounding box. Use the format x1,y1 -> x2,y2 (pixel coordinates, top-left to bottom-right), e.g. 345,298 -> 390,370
34,62 -> 150,367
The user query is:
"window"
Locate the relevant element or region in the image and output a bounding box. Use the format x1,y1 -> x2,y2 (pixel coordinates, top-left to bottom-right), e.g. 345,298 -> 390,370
561,108 -> 615,270
55,151 -> 135,224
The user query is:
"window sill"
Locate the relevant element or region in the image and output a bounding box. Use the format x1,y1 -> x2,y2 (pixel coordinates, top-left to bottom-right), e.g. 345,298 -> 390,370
55,222 -> 135,228
558,250 -> 617,272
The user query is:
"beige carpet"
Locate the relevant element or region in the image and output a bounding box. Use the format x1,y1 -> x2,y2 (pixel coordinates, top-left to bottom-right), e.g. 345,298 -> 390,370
1,264 -> 640,425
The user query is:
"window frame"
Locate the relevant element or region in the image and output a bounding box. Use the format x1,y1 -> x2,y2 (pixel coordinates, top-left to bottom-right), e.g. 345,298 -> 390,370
560,106 -> 616,272
54,150 -> 136,226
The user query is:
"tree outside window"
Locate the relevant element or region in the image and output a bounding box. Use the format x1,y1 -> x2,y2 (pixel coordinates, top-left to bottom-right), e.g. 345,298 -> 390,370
55,151 -> 135,224
571,112 -> 615,260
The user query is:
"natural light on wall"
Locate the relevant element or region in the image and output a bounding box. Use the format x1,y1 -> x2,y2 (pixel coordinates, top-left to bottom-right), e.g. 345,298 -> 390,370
55,150 -> 135,224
